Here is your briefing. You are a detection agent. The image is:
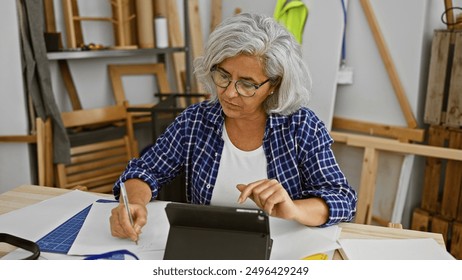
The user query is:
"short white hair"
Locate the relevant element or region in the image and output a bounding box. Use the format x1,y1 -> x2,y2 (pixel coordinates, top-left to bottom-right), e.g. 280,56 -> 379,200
194,13 -> 312,115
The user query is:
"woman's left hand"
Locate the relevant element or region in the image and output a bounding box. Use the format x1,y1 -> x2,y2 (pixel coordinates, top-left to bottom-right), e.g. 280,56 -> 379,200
236,179 -> 299,220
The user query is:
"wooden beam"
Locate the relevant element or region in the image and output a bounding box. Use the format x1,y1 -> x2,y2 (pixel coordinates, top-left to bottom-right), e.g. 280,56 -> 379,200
355,146 -> 379,224
210,0 -> 222,32
445,33 -> 462,127
359,0 -> 417,128
0,135 -> 37,143
62,0 -> 77,48
58,60 -> 82,110
331,131 -> 462,161
444,0 -> 455,30
166,0 -> 185,93
421,126 -> 448,213
332,117 -> 425,142
424,30 -> 451,125
188,0 -> 204,94
188,0 -> 203,61
43,0 -> 56,32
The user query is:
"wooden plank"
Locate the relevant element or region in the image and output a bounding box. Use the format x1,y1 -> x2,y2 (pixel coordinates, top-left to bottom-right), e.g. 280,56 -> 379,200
188,0 -> 204,94
421,126 -> 447,212
441,129 -> 462,219
445,32 -> 462,127
359,0 -> 417,128
70,0 -> 84,46
444,0 -> 456,30
431,215 -> 451,247
451,222 -> 462,259
112,0 -> 125,47
166,0 -> 185,93
338,222 -> 446,247
44,118 -> 54,187
332,117 -> 425,142
210,0 -> 222,32
0,135 -> 36,143
188,0 -> 203,62
458,168 -> 462,221
43,0 -> 56,32
424,30 -> 451,125
58,60 -> 82,110
355,146 -> 379,224
331,131 -> 462,160
36,118 -> 46,186
62,0 -> 77,48
411,208 -> 431,232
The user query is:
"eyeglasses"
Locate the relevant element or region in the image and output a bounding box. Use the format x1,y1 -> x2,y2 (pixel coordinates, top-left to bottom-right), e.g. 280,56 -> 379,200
210,65 -> 270,97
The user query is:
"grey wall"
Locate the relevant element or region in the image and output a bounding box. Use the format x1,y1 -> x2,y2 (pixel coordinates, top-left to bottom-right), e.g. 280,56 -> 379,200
0,0 -> 33,193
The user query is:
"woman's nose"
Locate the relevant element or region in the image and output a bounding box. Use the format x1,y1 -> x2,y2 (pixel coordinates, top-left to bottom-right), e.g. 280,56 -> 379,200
222,81 -> 239,97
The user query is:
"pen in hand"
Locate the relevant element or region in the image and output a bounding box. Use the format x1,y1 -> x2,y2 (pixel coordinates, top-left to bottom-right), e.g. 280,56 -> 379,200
120,182 -> 138,245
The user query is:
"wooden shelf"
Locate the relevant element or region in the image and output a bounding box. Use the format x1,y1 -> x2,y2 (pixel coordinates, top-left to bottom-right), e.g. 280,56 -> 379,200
47,47 -> 187,60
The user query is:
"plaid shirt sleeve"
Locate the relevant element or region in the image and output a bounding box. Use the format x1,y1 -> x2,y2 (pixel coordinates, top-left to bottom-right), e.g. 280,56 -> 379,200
265,108 -> 357,226
291,109 -> 357,226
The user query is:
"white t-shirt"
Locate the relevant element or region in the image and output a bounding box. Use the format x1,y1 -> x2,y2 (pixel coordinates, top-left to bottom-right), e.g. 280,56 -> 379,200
210,123 -> 268,209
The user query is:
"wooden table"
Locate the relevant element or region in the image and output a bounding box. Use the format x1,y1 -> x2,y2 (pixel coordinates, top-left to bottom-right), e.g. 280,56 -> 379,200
0,185 -> 446,259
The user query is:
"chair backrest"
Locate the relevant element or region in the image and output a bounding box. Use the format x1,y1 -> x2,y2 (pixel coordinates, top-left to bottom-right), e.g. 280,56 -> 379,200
55,105 -> 138,193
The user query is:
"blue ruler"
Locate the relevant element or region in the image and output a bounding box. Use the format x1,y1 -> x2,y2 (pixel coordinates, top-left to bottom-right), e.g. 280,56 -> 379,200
36,199 -> 116,254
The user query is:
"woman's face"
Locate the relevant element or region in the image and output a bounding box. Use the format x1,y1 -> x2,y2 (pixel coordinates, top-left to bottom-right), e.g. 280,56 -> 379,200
214,54 -> 273,121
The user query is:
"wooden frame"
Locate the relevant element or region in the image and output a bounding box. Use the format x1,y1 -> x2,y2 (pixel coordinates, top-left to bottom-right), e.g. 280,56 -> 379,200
331,131 -> 462,225
108,63 -> 171,106
108,63 -> 171,123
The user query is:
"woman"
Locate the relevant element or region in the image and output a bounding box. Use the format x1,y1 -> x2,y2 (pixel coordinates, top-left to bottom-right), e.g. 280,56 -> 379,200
110,13 -> 357,242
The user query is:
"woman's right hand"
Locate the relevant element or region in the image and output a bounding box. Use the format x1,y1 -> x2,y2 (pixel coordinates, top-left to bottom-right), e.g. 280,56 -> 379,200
109,179 -> 152,242
110,201 -> 147,242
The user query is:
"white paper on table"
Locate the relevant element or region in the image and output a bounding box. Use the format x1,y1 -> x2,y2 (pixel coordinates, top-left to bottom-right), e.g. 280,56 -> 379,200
338,238 -> 456,260
0,190 -> 102,241
68,200 -> 170,256
269,217 -> 341,260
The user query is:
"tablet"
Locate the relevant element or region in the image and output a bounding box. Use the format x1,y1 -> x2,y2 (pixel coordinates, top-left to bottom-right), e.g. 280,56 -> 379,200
163,202 -> 272,260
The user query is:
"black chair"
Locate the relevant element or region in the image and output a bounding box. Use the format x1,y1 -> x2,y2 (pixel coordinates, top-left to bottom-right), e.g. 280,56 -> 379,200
134,93 -> 208,203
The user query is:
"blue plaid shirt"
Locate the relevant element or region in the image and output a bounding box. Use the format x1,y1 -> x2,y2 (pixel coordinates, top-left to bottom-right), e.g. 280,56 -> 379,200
114,101 -> 357,226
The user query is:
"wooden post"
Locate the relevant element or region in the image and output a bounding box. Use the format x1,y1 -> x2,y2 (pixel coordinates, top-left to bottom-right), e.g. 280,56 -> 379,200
441,129 -> 462,219
424,31 -> 452,125
210,0 -> 222,32
421,126 -> 448,213
355,146 -> 379,224
43,0 -> 56,32
445,33 -> 462,127
166,0 -> 186,97
451,222 -> 462,259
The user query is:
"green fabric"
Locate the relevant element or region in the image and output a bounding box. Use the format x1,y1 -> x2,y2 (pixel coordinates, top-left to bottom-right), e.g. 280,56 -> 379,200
273,0 -> 309,44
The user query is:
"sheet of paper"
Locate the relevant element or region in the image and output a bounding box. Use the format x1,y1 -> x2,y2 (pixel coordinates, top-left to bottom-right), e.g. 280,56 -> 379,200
70,202 -> 341,260
0,190 -> 101,241
338,238 -> 456,260
269,217 -> 341,260
68,200 -> 170,256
